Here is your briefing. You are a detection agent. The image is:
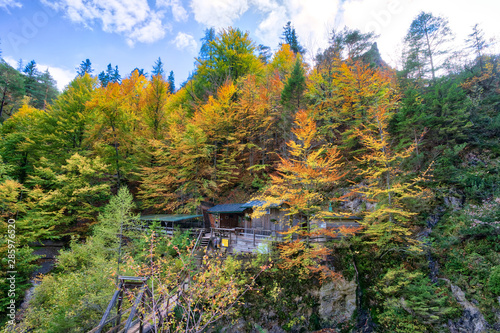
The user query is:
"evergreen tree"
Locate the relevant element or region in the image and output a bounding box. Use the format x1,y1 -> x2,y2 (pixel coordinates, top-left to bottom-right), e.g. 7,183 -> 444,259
281,56 -> 306,111
23,60 -> 39,103
331,27 -> 377,60
167,70 -> 175,93
131,68 -> 146,77
111,65 -> 121,84
281,21 -> 305,54
466,24 -> 490,71
76,59 -> 93,77
404,12 -> 452,80
98,64 -> 121,86
257,44 -> 272,63
22,61 -> 58,109
199,27 -> 216,61
37,69 -> 59,108
0,60 -> 25,119
16,59 -> 24,72
151,57 -> 164,77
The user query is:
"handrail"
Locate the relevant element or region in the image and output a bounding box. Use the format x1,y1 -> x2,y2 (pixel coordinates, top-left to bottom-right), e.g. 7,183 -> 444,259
93,283 -> 123,333
190,229 -> 204,255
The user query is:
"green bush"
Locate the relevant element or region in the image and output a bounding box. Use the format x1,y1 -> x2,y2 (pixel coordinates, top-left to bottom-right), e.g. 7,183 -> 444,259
489,265 -> 500,295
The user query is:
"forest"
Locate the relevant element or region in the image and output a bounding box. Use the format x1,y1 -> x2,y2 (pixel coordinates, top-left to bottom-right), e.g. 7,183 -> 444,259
1,11 -> 500,332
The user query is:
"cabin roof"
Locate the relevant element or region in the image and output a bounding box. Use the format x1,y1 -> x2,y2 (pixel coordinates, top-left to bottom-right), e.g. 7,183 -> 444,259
321,214 -> 362,220
207,203 -> 248,214
140,214 -> 202,222
240,200 -> 282,208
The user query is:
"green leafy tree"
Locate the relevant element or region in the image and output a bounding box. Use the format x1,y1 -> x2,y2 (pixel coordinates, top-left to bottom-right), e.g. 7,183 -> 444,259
0,103 -> 46,181
353,86 -> 432,255
374,265 -> 458,332
192,27 -> 263,100
18,188 -> 137,332
23,153 -> 111,236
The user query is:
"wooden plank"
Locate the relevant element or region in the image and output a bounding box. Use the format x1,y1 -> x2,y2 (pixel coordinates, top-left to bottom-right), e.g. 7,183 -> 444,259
119,276 -> 148,282
95,283 -> 123,333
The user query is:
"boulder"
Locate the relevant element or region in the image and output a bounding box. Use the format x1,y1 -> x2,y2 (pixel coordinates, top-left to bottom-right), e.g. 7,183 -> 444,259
318,278 -> 356,325
448,284 -> 489,333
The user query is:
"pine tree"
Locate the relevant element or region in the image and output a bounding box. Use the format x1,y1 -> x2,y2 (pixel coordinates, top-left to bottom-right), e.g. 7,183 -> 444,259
76,59 -> 93,77
404,12 -> 452,81
111,65 -> 121,84
0,60 -> 24,119
466,24 -> 490,71
151,57 -> 164,77
330,27 -> 377,60
167,70 -> 175,94
98,71 -> 109,87
281,57 -> 306,111
281,21 -> 305,55
199,27 -> 216,61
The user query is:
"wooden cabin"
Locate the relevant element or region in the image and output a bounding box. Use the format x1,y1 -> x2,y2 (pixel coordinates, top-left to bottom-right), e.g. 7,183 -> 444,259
206,203 -> 249,229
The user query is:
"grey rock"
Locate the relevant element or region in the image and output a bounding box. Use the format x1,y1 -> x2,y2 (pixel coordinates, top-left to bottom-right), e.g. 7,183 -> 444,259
444,196 -> 463,211
448,284 -> 489,333
318,278 -> 357,324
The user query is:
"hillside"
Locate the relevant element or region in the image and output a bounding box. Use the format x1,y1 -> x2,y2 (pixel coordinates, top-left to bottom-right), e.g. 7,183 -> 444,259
1,15 -> 500,333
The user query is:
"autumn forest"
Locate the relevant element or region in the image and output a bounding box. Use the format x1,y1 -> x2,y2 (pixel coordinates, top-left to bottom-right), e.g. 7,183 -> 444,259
1,12 -> 500,333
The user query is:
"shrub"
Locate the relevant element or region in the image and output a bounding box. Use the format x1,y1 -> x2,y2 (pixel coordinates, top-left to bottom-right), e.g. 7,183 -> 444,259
489,265 -> 500,295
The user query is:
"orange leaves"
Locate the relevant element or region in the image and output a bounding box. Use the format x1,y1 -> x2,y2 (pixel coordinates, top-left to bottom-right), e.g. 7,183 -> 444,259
277,239 -> 339,282
257,110 -> 345,218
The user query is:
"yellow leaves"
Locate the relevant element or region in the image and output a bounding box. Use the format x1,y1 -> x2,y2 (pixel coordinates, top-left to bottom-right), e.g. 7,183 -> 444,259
277,239 -> 340,282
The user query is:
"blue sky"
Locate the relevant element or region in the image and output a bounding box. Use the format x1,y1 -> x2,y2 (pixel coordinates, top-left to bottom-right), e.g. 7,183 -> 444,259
1,0 -> 499,91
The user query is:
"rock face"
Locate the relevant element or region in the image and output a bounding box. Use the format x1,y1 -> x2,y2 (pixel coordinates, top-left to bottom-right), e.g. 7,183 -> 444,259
219,278 -> 357,332
448,284 -> 489,333
317,279 -> 357,325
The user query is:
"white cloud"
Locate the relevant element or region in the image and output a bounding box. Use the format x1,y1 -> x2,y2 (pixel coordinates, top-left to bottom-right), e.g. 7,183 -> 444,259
251,0 -> 339,62
342,0 -> 500,68
190,0 -> 249,28
156,0 -> 188,22
42,65 -> 75,91
4,56 -> 74,91
172,32 -> 198,53
126,12 -> 167,47
0,0 -> 21,12
42,0 -> 168,45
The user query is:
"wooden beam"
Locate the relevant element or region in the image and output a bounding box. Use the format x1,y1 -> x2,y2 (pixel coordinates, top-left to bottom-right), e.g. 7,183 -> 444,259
123,285 -> 146,332
95,282 -> 123,333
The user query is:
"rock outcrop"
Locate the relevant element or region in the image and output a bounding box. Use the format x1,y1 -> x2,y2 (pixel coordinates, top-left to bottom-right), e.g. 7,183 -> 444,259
448,283 -> 489,333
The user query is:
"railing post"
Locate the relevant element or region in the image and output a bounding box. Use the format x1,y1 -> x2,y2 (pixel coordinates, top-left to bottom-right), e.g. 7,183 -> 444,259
116,288 -> 123,329
139,292 -> 144,333
253,228 -> 256,246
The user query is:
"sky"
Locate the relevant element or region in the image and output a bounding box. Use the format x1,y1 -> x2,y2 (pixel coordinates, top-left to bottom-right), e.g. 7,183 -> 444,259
1,0 -> 499,91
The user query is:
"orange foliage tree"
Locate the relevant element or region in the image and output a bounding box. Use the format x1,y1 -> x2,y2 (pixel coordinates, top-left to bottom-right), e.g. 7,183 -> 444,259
253,110 -> 359,281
